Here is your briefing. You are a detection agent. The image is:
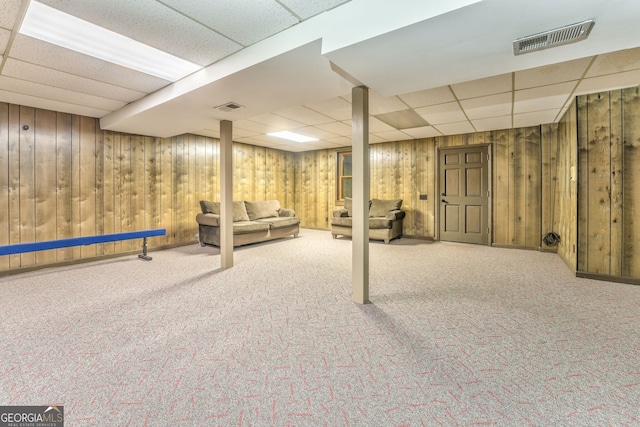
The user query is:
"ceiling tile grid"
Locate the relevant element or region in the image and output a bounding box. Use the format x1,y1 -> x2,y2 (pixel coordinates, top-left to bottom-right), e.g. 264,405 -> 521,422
1,1 -> 640,151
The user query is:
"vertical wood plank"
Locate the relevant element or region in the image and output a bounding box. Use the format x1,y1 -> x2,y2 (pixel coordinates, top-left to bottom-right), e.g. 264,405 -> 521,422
159,136 -> 173,246
609,90 -> 623,276
524,126 -> 541,248
492,130 -> 510,245
576,95 -> 589,272
102,131 -> 116,254
0,103 -> 9,270
95,124 -> 105,255
79,116 -> 97,258
622,87 -> 640,277
7,104 -> 20,268
34,109 -> 58,265
586,93 -> 612,274
19,106 -> 36,267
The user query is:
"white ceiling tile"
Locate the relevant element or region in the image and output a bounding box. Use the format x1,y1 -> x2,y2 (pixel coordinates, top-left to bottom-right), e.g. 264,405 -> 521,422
586,46 -> 640,77
575,69 -> 640,96
372,130 -> 412,142
415,101 -> 466,124
402,126 -> 441,138
314,121 -> 352,136
0,28 -> 10,53
161,0 -> 298,47
292,126 -> 338,140
280,0 -> 351,19
515,57 -> 592,90
247,113 -> 305,130
471,115 -> 512,132
460,92 -> 512,120
513,110 -> 560,127
398,86 -> 455,108
0,76 -> 127,113
451,73 -> 512,99
0,0 -> 21,29
368,117 -> 396,132
514,81 -> 576,113
273,105 -> 335,125
305,96 -> 352,120
10,35 -> 170,92
41,0 -> 241,66
325,136 -> 352,147
0,89 -> 111,118
434,121 -> 475,135
2,59 -> 146,103
233,119 -> 274,134
342,90 -> 407,115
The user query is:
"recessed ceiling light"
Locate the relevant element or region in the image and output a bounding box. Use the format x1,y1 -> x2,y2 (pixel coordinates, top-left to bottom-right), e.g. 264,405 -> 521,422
267,131 -> 319,143
19,1 -> 201,81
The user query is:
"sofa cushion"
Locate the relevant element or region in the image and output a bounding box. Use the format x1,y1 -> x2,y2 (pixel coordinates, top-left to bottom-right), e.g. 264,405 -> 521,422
200,200 -> 219,214
369,199 -> 403,218
245,200 -> 281,220
330,217 -> 352,227
232,221 -> 270,235
256,217 -> 300,229
369,218 -> 393,229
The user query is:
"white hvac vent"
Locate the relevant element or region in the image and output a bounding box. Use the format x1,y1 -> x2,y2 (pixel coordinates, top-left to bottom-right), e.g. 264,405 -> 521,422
214,102 -> 245,112
513,20 -> 594,55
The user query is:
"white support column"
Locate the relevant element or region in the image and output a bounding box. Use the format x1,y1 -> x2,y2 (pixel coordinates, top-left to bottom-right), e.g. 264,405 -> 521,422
220,120 -> 233,268
351,86 -> 370,304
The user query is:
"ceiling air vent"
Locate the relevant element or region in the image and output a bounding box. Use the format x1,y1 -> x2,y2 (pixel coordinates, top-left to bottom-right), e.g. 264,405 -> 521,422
214,102 -> 245,112
513,20 -> 594,55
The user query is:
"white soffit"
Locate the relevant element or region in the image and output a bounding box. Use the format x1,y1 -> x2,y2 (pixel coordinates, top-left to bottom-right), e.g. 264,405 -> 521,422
324,0 -> 640,96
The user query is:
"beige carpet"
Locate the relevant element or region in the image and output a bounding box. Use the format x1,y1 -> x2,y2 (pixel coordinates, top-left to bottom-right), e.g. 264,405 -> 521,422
1,229 -> 638,426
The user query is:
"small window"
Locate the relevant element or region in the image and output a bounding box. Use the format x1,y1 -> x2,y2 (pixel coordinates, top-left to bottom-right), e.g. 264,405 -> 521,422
338,151 -> 352,201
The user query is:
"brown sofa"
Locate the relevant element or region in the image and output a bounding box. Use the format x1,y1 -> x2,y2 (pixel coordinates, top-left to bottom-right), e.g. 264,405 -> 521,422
196,200 -> 299,247
330,198 -> 405,244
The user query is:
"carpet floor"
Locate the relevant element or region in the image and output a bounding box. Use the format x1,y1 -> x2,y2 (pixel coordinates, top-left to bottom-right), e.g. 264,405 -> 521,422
1,229 -> 638,426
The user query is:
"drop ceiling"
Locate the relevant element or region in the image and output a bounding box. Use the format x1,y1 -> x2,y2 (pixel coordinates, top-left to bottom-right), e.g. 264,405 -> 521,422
1,0 -> 640,152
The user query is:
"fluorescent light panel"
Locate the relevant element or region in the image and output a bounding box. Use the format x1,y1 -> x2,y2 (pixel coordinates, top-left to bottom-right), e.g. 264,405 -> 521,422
19,1 -> 201,81
268,131 -> 318,143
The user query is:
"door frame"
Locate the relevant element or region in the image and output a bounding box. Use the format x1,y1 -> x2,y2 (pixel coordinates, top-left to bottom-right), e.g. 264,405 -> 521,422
435,143 -> 493,245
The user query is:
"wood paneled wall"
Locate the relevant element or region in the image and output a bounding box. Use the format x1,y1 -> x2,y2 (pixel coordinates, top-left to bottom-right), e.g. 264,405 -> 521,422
4,89 -> 640,281
576,88 -> 640,278
0,102 -> 295,273
554,102 -> 578,270
294,126 -> 549,249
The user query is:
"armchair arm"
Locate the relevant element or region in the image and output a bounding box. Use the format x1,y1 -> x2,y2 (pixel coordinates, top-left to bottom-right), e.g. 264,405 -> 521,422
333,208 -> 349,218
385,210 -> 406,221
278,208 -> 296,217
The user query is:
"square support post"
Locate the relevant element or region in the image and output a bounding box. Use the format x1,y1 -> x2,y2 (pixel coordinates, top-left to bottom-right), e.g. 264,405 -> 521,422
351,86 -> 370,304
220,120 -> 233,268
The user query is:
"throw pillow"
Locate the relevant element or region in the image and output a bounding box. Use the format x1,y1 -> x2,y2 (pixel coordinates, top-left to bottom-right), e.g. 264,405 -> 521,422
369,199 -> 402,218
200,200 -> 219,214
233,201 -> 250,222
244,200 -> 281,220
344,197 -> 353,217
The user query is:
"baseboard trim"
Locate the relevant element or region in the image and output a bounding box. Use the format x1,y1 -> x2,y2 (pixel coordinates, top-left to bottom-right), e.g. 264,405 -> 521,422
0,241 -> 196,277
491,243 -> 539,251
576,271 -> 640,286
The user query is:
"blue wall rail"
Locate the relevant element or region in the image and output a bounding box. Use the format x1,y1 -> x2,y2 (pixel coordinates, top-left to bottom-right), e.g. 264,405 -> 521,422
0,229 -> 166,260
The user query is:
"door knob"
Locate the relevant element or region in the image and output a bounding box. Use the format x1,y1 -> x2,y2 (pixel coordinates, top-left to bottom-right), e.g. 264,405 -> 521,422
441,199 -> 448,203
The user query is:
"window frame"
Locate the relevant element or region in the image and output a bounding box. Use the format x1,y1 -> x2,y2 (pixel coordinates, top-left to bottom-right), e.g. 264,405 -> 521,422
337,150 -> 352,202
